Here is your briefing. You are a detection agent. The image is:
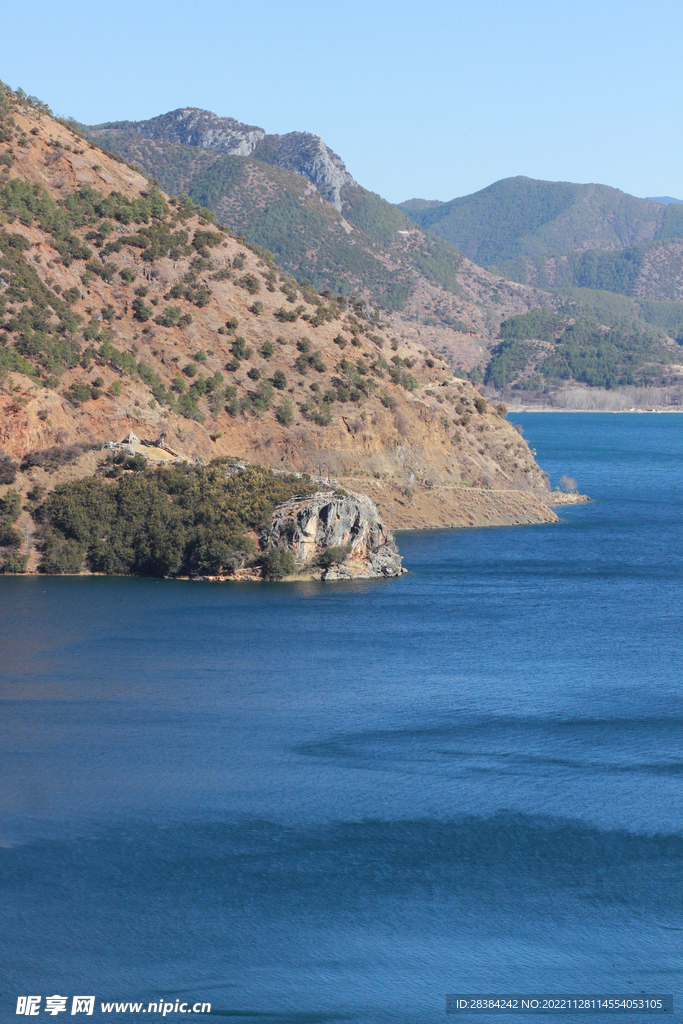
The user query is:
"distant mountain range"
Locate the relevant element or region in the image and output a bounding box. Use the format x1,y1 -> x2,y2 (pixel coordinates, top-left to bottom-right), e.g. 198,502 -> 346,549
85,110 -> 683,395
398,176 -> 683,266
86,110 -> 554,371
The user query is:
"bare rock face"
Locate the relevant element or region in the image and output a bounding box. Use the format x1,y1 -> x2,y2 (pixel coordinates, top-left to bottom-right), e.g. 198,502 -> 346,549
133,108 -> 266,157
269,491 -> 405,579
273,133 -> 358,212
125,108 -> 357,212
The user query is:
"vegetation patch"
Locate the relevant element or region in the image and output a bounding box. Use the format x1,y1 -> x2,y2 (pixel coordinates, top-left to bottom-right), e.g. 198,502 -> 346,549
34,461 -> 317,578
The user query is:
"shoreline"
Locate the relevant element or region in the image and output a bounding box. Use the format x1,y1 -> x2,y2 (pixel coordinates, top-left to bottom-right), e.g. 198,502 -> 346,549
505,407 -> 683,414
0,491 -> 591,581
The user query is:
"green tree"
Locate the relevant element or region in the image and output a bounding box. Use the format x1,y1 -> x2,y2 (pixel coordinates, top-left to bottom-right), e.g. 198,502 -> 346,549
276,396 -> 294,425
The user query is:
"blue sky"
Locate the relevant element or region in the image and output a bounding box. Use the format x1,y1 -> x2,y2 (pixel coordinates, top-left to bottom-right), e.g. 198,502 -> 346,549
1,0 -> 681,204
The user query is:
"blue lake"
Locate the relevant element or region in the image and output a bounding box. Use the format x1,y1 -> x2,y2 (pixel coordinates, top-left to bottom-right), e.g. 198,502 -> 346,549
1,414 -> 682,1022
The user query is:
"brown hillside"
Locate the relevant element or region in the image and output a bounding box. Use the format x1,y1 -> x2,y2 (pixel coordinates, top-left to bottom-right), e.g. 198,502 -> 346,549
0,93 -> 559,532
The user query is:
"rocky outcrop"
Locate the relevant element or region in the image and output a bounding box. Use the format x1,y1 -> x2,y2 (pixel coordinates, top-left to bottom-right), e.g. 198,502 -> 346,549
132,108 -> 266,156
118,108 -> 358,212
269,491 -> 405,579
271,133 -> 357,211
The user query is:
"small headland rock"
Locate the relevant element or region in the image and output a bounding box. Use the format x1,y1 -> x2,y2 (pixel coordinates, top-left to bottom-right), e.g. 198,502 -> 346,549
269,490 -> 405,580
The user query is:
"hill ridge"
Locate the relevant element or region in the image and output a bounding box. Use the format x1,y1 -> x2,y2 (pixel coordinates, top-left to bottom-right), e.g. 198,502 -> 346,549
399,175 -> 683,266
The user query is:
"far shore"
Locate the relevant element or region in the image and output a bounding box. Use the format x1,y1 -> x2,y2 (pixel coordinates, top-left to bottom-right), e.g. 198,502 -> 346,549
505,407 -> 683,414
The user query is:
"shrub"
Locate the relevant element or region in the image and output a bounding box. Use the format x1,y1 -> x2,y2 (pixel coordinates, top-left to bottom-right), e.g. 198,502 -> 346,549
239,274 -> 260,295
20,445 -> 84,472
0,552 -> 28,573
389,367 -> 417,391
184,283 -> 212,307
274,307 -> 298,322
0,489 -> 22,526
496,403 -> 508,417
260,341 -> 274,358
66,382 -> 96,405
309,403 -> 332,426
225,316 -> 239,332
154,305 -> 183,328
132,297 -> 154,322
211,268 -> 232,283
183,363 -> 198,378
297,338 -> 311,353
271,369 -> 287,390
231,336 -> 252,360
249,301 -> 264,315
88,260 -> 117,283
250,380 -> 274,413
316,544 -> 350,569
255,548 -> 296,580
123,454 -> 147,472
0,453 -> 17,484
559,475 -> 578,493
247,367 -> 261,381
276,397 -> 294,426
474,395 -> 488,414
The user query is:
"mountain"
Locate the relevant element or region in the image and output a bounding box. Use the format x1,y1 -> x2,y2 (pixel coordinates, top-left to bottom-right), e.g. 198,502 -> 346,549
398,176 -> 683,267
97,108 -> 357,210
396,176 -> 683,392
86,110 -> 556,373
647,196 -> 683,205
0,82 -> 561,578
398,199 -> 445,212
46,104 -> 683,403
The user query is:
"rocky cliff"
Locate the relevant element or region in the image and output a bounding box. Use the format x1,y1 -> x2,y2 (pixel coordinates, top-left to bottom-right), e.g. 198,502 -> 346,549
130,108 -> 266,157
270,490 -> 404,579
261,133 -> 358,212
104,108 -> 359,212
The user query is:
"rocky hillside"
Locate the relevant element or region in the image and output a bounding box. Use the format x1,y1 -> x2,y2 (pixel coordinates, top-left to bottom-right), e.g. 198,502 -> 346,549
0,83 -> 565,578
86,110 -> 554,372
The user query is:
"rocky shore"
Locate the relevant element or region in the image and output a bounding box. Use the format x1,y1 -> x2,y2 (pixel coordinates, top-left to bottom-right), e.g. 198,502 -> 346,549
269,490 -> 405,580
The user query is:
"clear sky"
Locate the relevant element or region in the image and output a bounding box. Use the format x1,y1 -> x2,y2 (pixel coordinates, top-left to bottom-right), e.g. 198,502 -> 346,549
1,0 -> 681,204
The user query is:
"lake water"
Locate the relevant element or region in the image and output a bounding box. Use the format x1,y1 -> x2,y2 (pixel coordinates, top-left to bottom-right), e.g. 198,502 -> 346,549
1,414 -> 682,1023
